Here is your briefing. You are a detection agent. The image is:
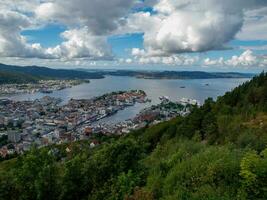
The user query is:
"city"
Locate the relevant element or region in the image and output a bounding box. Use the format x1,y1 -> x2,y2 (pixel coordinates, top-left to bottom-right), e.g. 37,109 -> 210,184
0,89 -> 198,158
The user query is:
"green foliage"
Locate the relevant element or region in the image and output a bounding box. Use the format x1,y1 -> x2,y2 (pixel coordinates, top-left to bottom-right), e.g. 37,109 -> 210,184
0,170 -> 18,200
239,149 -> 267,199
144,139 -> 244,199
0,135 -> 8,147
60,155 -> 87,200
14,147 -> 60,200
111,170 -> 142,200
0,63 -> 104,83
0,70 -> 39,84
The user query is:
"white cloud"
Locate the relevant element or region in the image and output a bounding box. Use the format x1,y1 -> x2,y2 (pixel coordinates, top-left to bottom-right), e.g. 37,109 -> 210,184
203,50 -> 267,67
0,0 -> 139,61
204,57 -> 224,66
132,48 -> 146,57
124,0 -> 267,57
0,10 -> 112,60
138,55 -> 198,65
130,48 -> 198,65
45,27 -> 112,60
35,0 -> 137,35
0,11 -> 47,58
226,50 -> 257,66
125,58 -> 133,63
35,2 -> 57,21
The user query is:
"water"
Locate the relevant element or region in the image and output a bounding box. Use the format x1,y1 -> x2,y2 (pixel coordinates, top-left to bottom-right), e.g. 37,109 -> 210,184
5,76 -> 249,124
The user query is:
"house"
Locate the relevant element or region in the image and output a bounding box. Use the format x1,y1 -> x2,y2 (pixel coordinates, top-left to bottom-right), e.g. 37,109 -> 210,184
90,140 -> 100,148
0,147 -> 8,158
8,131 -> 21,143
54,128 -> 66,138
84,127 -> 93,136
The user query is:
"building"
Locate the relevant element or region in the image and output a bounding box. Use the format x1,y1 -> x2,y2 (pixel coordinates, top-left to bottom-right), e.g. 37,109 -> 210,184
8,131 -> 21,143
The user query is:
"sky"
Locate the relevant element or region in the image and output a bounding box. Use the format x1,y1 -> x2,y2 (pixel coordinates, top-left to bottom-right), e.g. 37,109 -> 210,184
0,0 -> 267,72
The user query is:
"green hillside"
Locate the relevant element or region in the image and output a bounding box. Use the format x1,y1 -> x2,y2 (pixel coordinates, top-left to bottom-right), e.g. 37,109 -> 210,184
0,63 -> 104,84
0,71 -> 40,84
1,72 -> 267,200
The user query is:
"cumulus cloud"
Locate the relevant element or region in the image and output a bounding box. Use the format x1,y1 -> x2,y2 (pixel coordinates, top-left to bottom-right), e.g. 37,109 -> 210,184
226,50 -> 258,66
0,11 -> 47,58
45,27 -> 112,60
35,0 -> 136,35
0,11 -> 112,60
124,0 -> 267,57
130,48 -> 198,65
0,0 -> 41,13
203,50 -> 267,67
0,0 -> 138,60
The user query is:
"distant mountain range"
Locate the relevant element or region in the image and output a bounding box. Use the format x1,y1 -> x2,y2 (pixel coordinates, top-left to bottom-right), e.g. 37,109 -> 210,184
0,63 -> 254,84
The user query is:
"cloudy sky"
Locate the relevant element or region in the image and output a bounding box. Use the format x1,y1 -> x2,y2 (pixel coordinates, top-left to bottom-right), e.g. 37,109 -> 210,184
0,0 -> 267,72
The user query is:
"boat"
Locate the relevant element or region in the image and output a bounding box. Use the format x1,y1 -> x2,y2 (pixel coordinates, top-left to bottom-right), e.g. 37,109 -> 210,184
180,86 -> 186,88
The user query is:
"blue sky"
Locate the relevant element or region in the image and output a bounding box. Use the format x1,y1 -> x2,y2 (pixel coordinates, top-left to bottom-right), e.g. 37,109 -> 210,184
108,34 -> 144,58
22,24 -> 66,48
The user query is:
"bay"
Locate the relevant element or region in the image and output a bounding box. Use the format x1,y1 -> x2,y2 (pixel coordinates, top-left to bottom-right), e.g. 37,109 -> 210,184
5,76 -> 249,124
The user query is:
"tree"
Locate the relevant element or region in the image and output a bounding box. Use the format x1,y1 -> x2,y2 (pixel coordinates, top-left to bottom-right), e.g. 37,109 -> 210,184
14,147 -> 60,200
111,170 -> 142,200
239,149 -> 267,199
60,155 -> 87,200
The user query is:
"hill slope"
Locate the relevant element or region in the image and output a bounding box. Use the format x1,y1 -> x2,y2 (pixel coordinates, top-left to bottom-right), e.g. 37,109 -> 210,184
0,71 -> 39,84
80,69 -> 253,79
1,73 -> 267,200
0,63 -> 104,83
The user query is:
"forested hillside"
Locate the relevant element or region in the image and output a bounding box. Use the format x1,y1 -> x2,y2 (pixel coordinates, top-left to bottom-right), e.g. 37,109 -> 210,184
0,71 -> 40,84
1,72 -> 267,200
0,63 -> 104,83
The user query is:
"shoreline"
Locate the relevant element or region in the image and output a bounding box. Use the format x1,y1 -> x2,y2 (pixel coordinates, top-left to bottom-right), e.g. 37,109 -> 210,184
0,79 -> 90,97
